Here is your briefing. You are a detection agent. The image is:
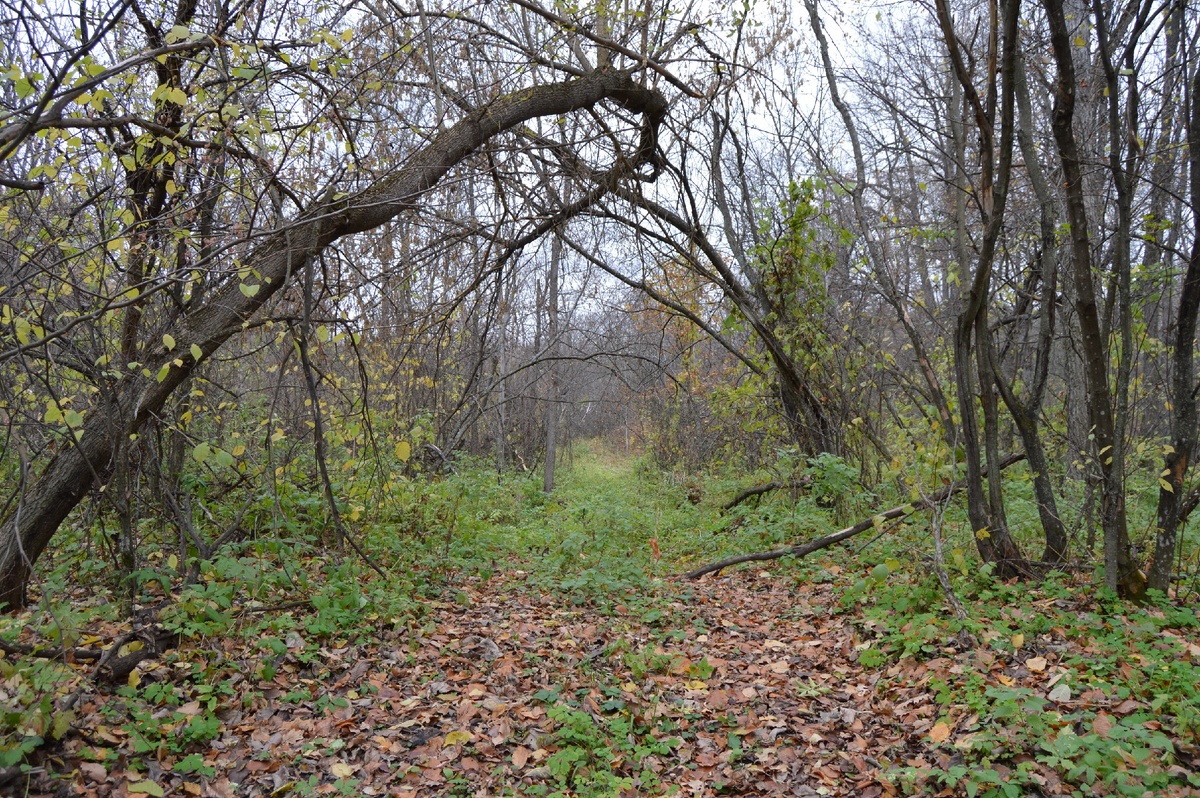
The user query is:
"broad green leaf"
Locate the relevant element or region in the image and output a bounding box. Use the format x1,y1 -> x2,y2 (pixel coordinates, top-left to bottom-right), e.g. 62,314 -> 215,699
192,442 -> 211,463
162,334 -> 176,350
128,780 -> 164,797
190,344 -> 203,361
240,283 -> 260,297
395,441 -> 411,462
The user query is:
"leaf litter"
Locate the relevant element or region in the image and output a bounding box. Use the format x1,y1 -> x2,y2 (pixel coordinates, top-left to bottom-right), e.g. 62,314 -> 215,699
9,563 -> 1198,797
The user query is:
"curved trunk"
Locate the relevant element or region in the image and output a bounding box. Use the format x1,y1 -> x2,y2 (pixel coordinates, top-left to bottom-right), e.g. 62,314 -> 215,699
0,69 -> 668,610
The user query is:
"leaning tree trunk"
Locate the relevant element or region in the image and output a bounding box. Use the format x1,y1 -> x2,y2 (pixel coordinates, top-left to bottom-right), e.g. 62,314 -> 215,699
0,69 -> 667,610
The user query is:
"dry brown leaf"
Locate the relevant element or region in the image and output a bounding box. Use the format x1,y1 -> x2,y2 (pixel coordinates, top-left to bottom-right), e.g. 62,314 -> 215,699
1114,699 -> 1142,715
79,762 -> 106,782
929,721 -> 951,744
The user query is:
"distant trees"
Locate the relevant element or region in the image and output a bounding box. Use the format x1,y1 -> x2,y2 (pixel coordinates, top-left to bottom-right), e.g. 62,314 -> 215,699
2,0 -> 1199,606
0,0 -> 672,607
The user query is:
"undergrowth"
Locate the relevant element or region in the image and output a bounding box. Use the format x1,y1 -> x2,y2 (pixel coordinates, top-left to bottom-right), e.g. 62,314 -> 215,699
1,441 -> 1198,796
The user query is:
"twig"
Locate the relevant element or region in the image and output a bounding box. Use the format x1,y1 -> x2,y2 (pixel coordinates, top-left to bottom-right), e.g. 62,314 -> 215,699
0,637 -> 102,661
684,453 -> 1026,579
722,476 -> 812,511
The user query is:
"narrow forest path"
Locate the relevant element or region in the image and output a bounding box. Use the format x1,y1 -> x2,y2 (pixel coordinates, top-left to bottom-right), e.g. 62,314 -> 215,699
10,446 -> 1200,797
184,570 -> 918,798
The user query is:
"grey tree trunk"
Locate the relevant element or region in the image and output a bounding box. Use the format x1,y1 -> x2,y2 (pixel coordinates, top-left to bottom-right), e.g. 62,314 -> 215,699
544,232 -> 562,493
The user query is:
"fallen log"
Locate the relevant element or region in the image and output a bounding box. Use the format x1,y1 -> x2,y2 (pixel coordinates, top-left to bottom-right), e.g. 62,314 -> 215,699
723,476 -> 813,511
684,453 -> 1026,579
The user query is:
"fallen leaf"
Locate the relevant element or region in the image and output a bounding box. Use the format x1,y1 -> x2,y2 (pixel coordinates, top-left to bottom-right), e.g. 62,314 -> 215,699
330,763 -> 354,779
1048,683 -> 1071,703
1093,713 -> 1114,737
929,722 -> 951,744
1026,656 -> 1047,672
1114,699 -> 1142,715
707,690 -> 730,709
128,781 -> 165,797
444,730 -> 471,747
512,746 -> 531,769
79,762 -> 106,782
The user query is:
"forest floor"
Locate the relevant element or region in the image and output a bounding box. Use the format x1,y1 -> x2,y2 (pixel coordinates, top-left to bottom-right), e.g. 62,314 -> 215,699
3,445 -> 1200,797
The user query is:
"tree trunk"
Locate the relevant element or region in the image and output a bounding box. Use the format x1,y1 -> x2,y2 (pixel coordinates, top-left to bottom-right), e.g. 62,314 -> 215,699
937,0 -> 1026,573
544,232 -> 562,493
1042,0 -> 1144,594
1148,60 -> 1200,594
0,69 -> 668,610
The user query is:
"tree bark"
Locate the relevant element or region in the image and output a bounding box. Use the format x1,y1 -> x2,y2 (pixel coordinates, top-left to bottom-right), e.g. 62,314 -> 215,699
1042,0 -> 1143,594
544,232 -> 562,493
0,68 -> 668,610
936,0 -> 1026,573
1148,60 -> 1200,594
